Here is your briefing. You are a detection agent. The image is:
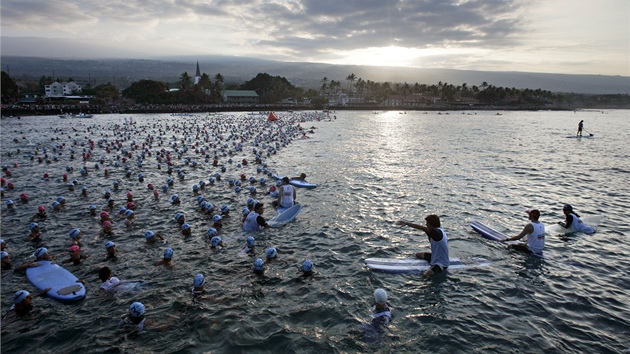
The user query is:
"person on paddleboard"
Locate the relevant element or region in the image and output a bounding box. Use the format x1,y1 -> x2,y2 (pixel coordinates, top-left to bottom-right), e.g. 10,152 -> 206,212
502,209 -> 545,253
558,204 -> 595,234
397,214 -> 449,277
577,120 -> 584,137
277,177 -> 296,209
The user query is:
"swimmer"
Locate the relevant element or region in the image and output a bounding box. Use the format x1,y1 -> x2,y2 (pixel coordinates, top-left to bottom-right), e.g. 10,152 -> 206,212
99,221 -> 114,237
3,289 -> 51,319
1,251 -> 12,270
212,215 -> 223,228
105,241 -> 117,259
241,236 -> 256,255
6,200 -> 15,209
210,236 -> 223,250
220,205 -> 230,217
100,211 -> 111,224
89,204 -> 97,216
145,230 -> 165,243
175,212 -> 185,226
154,248 -> 173,266
61,245 -> 89,265
253,258 -> 265,275
69,228 -> 82,245
181,223 -> 192,236
124,210 -> 135,227
371,289 -> 392,329
28,222 -> 43,242
558,204 -> 595,234
117,302 -> 149,334
191,273 -> 205,298
0,239 -> 6,251
300,259 -> 314,277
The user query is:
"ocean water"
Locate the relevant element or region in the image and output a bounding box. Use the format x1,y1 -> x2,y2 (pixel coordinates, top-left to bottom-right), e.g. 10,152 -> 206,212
1,110 -> 629,353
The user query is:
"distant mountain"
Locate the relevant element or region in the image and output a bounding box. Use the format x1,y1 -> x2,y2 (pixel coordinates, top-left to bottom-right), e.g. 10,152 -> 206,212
1,55 -> 628,95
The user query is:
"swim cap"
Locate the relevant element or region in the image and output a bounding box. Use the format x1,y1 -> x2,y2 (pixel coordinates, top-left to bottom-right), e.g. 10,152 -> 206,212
207,228 -> 217,236
125,210 -> 134,217
164,248 -> 173,259
181,223 -> 191,231
171,194 -> 179,201
102,221 -> 112,228
234,186 -> 242,192
246,236 -> 255,247
29,222 -> 39,231
301,259 -> 313,273
175,212 -> 184,220
1,251 -> 8,259
69,228 -> 81,239
69,245 -> 80,252
129,302 -> 145,317
247,198 -> 255,205
13,290 -> 30,304
119,206 -> 127,214
105,241 -> 115,249
270,185 -> 277,192
374,288 -> 388,305
193,273 -> 205,287
100,211 -> 109,218
89,204 -> 97,210
56,196 -> 65,203
145,230 -> 155,239
38,205 -> 45,211
205,203 -> 214,211
563,204 -> 573,211
221,205 -> 230,213
51,201 -> 59,207
193,185 -> 199,191
253,258 -> 264,271
196,196 -> 204,203
265,247 -> 277,259
212,215 -> 222,223
249,186 -> 256,193
126,202 -> 134,209
33,247 -> 48,258
210,236 -> 222,247
242,207 -> 250,216
162,185 -> 168,191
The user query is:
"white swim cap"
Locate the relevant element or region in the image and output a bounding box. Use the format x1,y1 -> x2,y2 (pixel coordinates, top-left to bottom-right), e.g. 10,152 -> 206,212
374,288 -> 388,305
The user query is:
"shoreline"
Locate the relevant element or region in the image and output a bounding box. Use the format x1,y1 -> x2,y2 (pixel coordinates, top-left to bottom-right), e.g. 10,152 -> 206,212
1,104 -> 624,117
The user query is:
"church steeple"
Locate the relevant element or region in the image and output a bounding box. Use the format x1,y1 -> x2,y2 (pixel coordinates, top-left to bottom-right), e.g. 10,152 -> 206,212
194,61 -> 201,84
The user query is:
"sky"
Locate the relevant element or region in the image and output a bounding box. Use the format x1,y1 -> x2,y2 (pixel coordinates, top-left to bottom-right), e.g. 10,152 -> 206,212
1,0 -> 628,76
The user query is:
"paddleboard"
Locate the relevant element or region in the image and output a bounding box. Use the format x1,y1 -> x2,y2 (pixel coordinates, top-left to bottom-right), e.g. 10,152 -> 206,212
273,174 -> 317,189
364,257 -> 490,274
26,261 -> 86,302
565,135 -> 594,139
269,203 -> 303,226
470,220 -> 583,267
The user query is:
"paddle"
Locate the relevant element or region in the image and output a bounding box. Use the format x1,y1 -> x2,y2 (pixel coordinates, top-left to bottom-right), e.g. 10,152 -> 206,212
585,130 -> 594,136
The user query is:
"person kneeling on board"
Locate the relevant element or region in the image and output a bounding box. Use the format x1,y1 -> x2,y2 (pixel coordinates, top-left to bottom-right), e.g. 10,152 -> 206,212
276,177 -> 296,209
397,214 -> 449,277
502,209 -> 545,254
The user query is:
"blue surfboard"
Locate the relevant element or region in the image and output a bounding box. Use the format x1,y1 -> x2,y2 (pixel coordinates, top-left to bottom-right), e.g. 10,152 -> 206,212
26,261 -> 86,302
269,203 -> 303,226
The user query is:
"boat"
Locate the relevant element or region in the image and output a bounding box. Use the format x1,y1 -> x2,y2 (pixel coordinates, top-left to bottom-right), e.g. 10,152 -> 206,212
72,113 -> 93,118
58,113 -> 71,118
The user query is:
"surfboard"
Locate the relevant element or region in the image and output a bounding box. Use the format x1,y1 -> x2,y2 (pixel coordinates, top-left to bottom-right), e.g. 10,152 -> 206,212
268,203 -> 302,226
26,261 -> 86,302
470,220 -> 583,267
364,257 -> 490,274
272,175 -> 317,189
565,135 -> 594,138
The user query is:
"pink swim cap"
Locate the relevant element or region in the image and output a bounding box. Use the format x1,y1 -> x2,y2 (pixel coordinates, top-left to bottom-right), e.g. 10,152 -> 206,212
147,184 -> 154,190
69,245 -> 80,252
38,205 -> 45,211
103,221 -> 112,228
100,211 -> 109,218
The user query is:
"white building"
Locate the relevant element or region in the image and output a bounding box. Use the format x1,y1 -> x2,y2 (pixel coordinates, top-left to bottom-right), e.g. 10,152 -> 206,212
45,82 -> 83,98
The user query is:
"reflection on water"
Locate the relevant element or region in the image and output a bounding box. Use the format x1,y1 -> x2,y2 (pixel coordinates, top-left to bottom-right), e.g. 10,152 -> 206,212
1,110 -> 629,352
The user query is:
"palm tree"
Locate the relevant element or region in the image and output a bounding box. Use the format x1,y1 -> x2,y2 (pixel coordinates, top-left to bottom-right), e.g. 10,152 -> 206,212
346,73 -> 356,93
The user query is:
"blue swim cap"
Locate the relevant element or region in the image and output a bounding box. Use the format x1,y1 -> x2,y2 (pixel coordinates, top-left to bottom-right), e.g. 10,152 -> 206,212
171,194 -> 179,201
210,236 -> 222,247
13,290 -> 30,304
242,207 -> 250,216
82,186 -> 87,191
145,230 -> 155,239
33,247 -> 48,258
205,203 -> 214,211
265,247 -> 277,259
246,236 -> 255,247
105,241 -> 115,249
234,186 -> 242,192
259,178 -> 266,184
162,185 -> 169,191
193,185 -> 199,191
129,302 -> 145,317
1,251 -> 8,259
119,206 -> 127,213
221,205 -> 230,213
247,198 -> 255,205
51,201 -> 59,207
196,196 -> 204,204
193,273 -> 205,287
164,248 -> 173,259
212,215 -> 222,223
207,228 -> 217,236
108,197 -> 115,202
181,223 -> 191,231
29,222 -> 39,231
89,204 -> 97,210
69,228 -> 81,239
200,201 -> 208,209
56,196 -> 65,203
125,210 -> 134,217
249,186 -> 256,193
175,212 -> 184,220
253,258 -> 264,271
235,180 -> 241,187
301,259 -> 313,273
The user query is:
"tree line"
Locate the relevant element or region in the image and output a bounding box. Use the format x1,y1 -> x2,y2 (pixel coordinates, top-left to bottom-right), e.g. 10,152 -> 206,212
2,70 -> 629,109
